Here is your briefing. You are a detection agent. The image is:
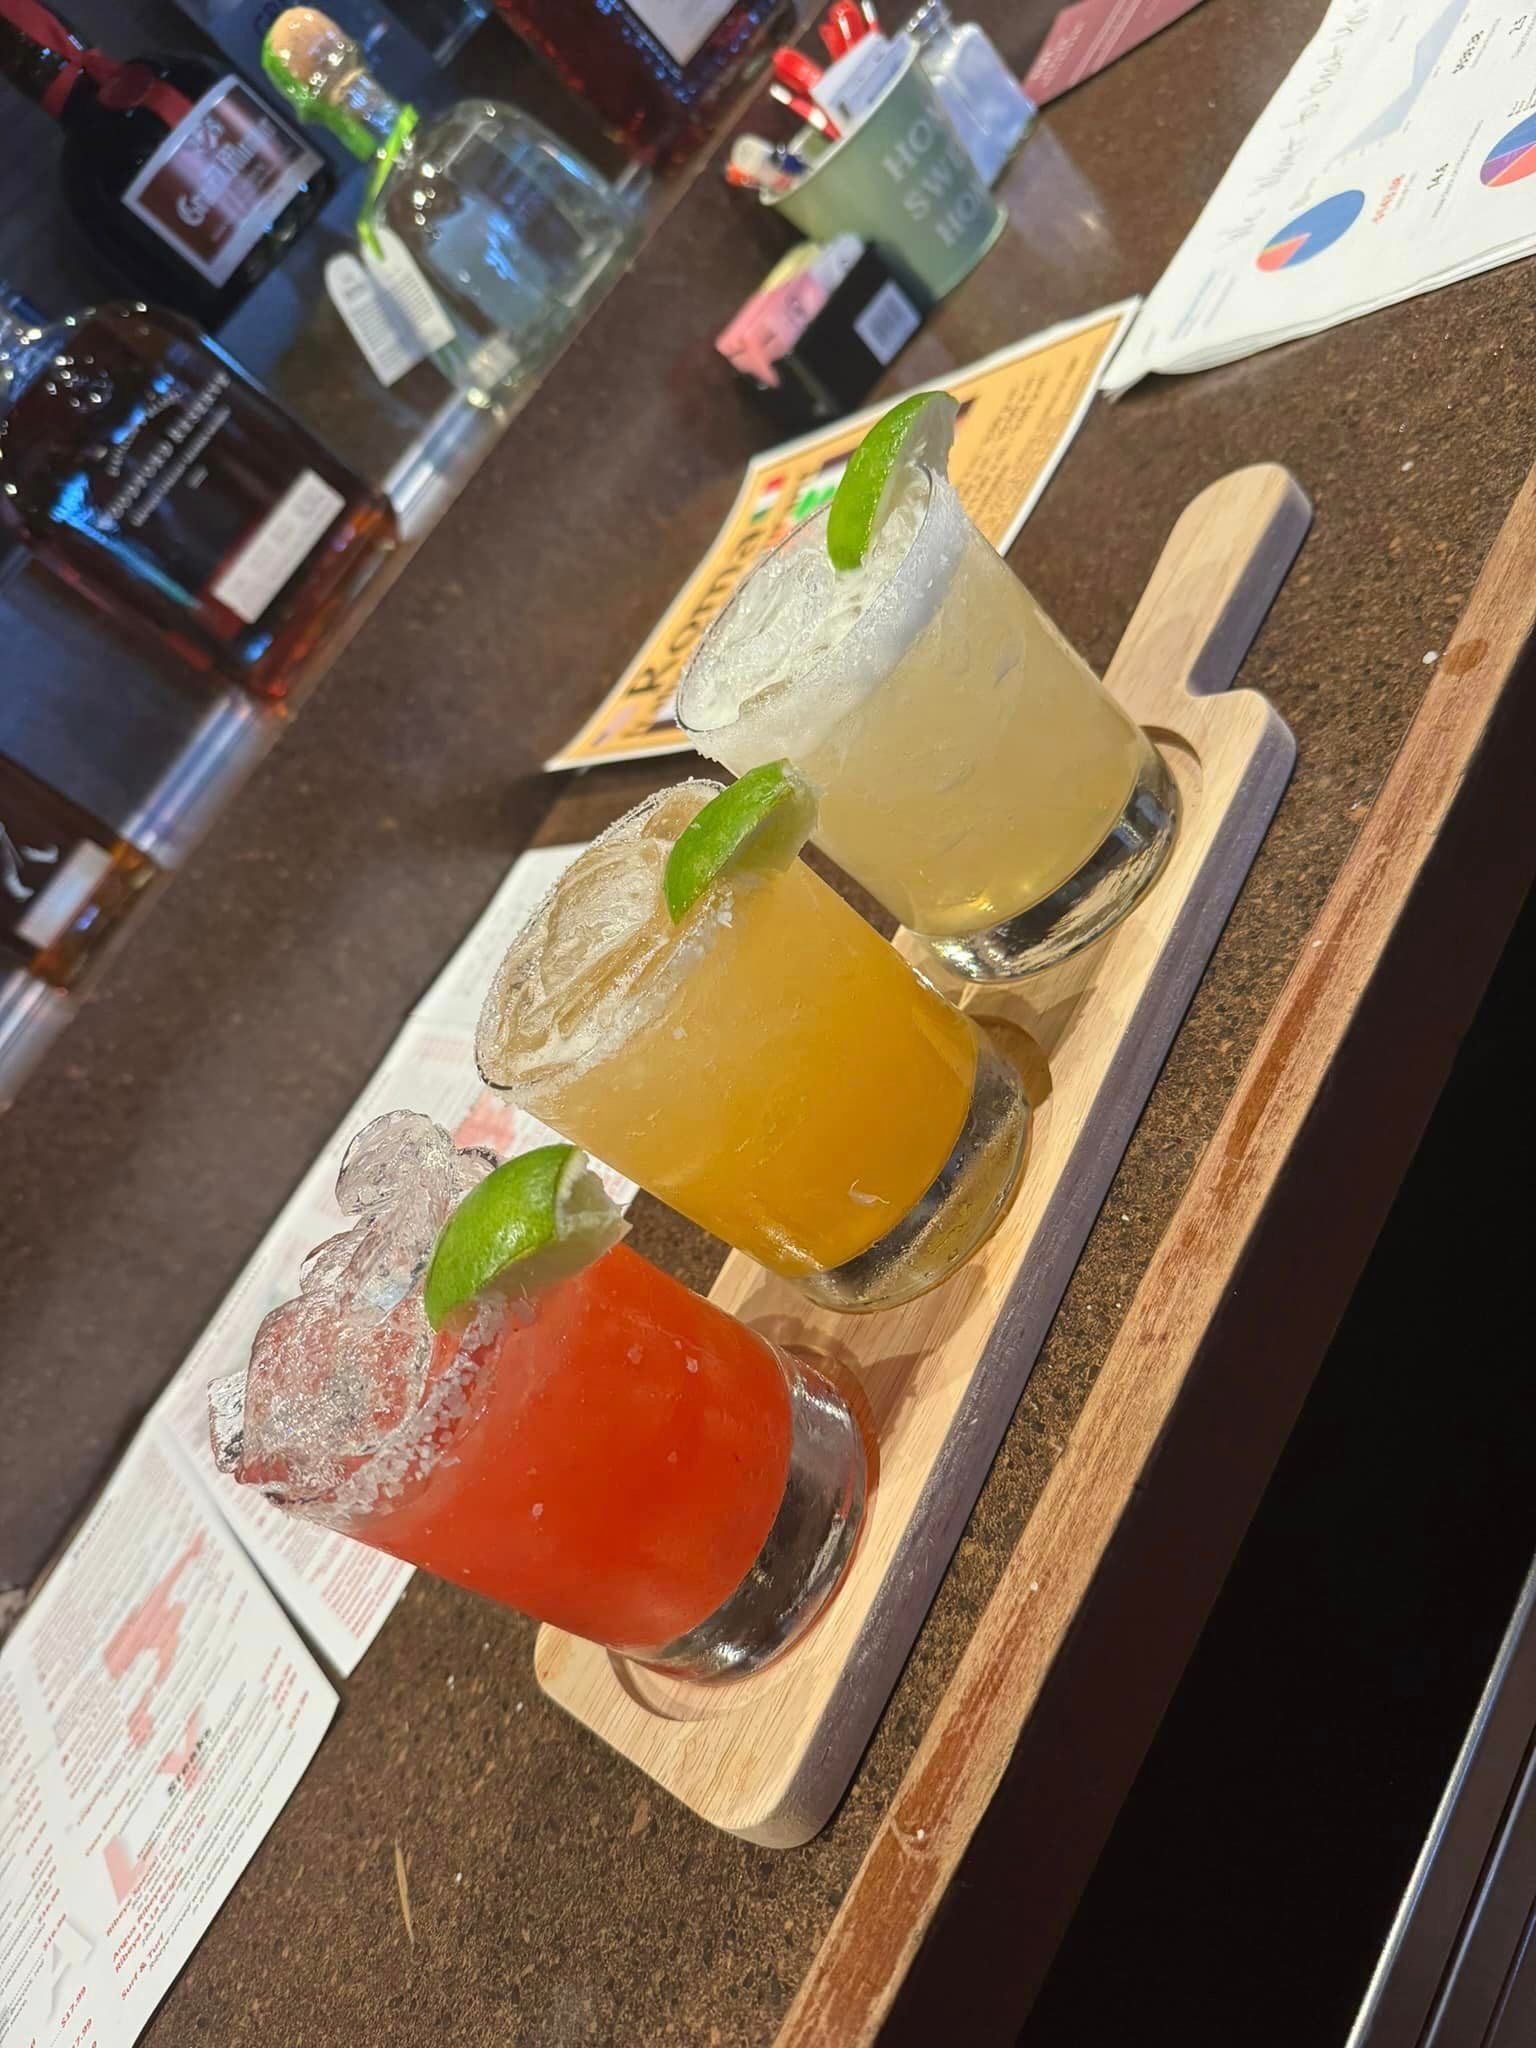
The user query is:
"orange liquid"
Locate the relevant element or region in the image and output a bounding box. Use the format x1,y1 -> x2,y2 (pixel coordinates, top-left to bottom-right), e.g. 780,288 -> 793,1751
360,1247 -> 792,1651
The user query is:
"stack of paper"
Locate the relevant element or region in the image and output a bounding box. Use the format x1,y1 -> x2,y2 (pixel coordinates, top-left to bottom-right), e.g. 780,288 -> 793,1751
1107,0 -> 1536,389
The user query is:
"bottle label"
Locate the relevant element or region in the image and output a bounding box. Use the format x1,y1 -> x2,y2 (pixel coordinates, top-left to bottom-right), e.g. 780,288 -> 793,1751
327,252 -> 427,391
210,470 -> 346,624
25,326 -> 359,639
624,0 -> 735,67
121,75 -> 323,289
1,793 -> 113,957
326,228 -> 459,389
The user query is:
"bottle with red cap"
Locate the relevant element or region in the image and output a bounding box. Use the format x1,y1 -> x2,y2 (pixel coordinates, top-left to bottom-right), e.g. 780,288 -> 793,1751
0,0 -> 334,324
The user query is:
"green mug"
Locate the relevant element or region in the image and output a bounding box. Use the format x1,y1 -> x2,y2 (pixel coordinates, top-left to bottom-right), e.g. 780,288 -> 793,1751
763,42 -> 1006,305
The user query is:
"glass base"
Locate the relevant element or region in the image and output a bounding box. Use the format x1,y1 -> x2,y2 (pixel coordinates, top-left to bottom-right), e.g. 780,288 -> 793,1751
628,1349 -> 867,1681
923,734 -> 1180,983
798,1023 -> 1029,1315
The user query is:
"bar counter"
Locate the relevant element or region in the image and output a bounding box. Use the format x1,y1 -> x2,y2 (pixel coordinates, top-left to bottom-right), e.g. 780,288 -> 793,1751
4,1 -> 1536,2039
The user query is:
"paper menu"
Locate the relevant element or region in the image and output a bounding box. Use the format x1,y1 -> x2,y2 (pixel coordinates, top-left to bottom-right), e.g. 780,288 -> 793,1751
1107,0 -> 1536,387
153,843 -> 638,1677
0,1427 -> 334,2048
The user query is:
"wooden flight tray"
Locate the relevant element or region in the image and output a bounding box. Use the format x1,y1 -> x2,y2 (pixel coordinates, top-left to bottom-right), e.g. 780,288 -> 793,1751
536,464 -> 1312,1847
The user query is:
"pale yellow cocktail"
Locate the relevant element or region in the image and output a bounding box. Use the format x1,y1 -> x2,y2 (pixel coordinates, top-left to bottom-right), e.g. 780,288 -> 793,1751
678,472 -> 1177,979
475,783 -> 1027,1311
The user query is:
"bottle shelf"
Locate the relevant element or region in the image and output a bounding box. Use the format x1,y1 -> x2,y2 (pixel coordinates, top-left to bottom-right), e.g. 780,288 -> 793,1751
0,4 -> 657,1108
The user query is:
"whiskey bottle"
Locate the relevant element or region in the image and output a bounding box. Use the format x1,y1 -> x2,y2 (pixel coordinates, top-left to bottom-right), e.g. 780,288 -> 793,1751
490,0 -> 800,171
0,753 -> 158,989
0,0 -> 334,326
0,289 -> 398,703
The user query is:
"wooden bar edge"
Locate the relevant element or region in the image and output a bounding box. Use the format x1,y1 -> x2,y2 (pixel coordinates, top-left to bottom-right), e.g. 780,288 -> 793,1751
775,466 -> 1536,2046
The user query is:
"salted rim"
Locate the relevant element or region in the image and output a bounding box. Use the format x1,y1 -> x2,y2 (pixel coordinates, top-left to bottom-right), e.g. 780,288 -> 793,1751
675,467 -> 967,751
474,779 -> 723,1097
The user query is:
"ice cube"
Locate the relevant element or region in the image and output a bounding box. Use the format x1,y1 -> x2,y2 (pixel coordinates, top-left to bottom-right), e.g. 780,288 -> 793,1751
335,1108 -> 443,1215
207,1368 -> 245,1473
217,1112 -> 502,1509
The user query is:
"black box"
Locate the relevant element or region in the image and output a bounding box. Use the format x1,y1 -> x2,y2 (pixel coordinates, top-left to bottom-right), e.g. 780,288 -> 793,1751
742,247 -> 926,430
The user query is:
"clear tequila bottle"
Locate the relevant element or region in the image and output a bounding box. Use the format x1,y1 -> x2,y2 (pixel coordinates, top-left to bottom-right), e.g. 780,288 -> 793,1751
264,7 -> 633,407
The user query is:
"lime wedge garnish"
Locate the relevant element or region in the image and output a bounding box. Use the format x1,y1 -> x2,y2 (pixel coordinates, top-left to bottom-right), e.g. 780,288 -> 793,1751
423,1144 -> 626,1329
826,392 -> 959,572
663,762 -> 816,924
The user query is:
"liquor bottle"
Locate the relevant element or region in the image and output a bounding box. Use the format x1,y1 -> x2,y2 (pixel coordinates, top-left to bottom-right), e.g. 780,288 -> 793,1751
490,0 -> 800,171
0,0 -> 334,326
0,753 -> 158,988
0,288 -> 397,703
263,9 -> 632,407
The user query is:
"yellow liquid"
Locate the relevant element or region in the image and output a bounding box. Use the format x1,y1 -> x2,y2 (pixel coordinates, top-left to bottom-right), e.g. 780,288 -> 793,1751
807,541 -> 1145,937
683,479 -> 1147,940
553,861 -> 976,1275
477,784 -> 981,1281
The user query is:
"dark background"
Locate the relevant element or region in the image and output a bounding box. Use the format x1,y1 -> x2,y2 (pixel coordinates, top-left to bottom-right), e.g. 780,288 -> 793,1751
1020,887 -> 1536,2045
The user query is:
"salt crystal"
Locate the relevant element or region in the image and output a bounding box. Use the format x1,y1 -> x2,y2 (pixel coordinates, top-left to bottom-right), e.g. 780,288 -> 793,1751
685,1357 -> 699,1374
531,1502 -> 544,1519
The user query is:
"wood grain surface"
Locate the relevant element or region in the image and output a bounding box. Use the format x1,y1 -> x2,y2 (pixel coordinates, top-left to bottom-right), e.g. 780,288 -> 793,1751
774,457 -> 1536,2045
537,464 -> 1309,1844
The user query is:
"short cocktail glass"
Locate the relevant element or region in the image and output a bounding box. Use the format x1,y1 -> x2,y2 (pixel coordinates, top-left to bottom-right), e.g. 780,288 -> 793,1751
676,471 -> 1179,980
474,782 -> 1028,1313
209,1113 -> 866,1679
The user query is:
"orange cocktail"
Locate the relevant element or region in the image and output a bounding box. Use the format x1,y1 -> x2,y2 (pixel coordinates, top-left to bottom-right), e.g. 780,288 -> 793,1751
475,782 -> 1030,1312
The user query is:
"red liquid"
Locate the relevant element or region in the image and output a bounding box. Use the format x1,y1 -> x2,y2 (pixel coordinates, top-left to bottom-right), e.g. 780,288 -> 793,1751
361,1246 -> 793,1650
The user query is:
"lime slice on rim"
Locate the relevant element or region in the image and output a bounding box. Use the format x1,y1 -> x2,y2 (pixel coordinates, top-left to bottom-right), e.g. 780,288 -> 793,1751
662,762 -> 817,924
826,392 -> 960,573
423,1143 -> 626,1329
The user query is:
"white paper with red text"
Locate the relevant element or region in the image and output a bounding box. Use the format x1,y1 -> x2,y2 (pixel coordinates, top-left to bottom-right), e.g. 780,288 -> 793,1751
0,1428 -> 334,2048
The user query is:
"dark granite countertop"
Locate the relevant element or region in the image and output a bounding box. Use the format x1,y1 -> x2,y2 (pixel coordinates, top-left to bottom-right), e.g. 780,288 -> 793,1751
4,0 -> 1534,2038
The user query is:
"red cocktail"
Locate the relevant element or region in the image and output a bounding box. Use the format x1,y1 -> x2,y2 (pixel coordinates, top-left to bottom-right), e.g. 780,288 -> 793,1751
367,1245 -> 794,1648
212,1114 -> 865,1676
